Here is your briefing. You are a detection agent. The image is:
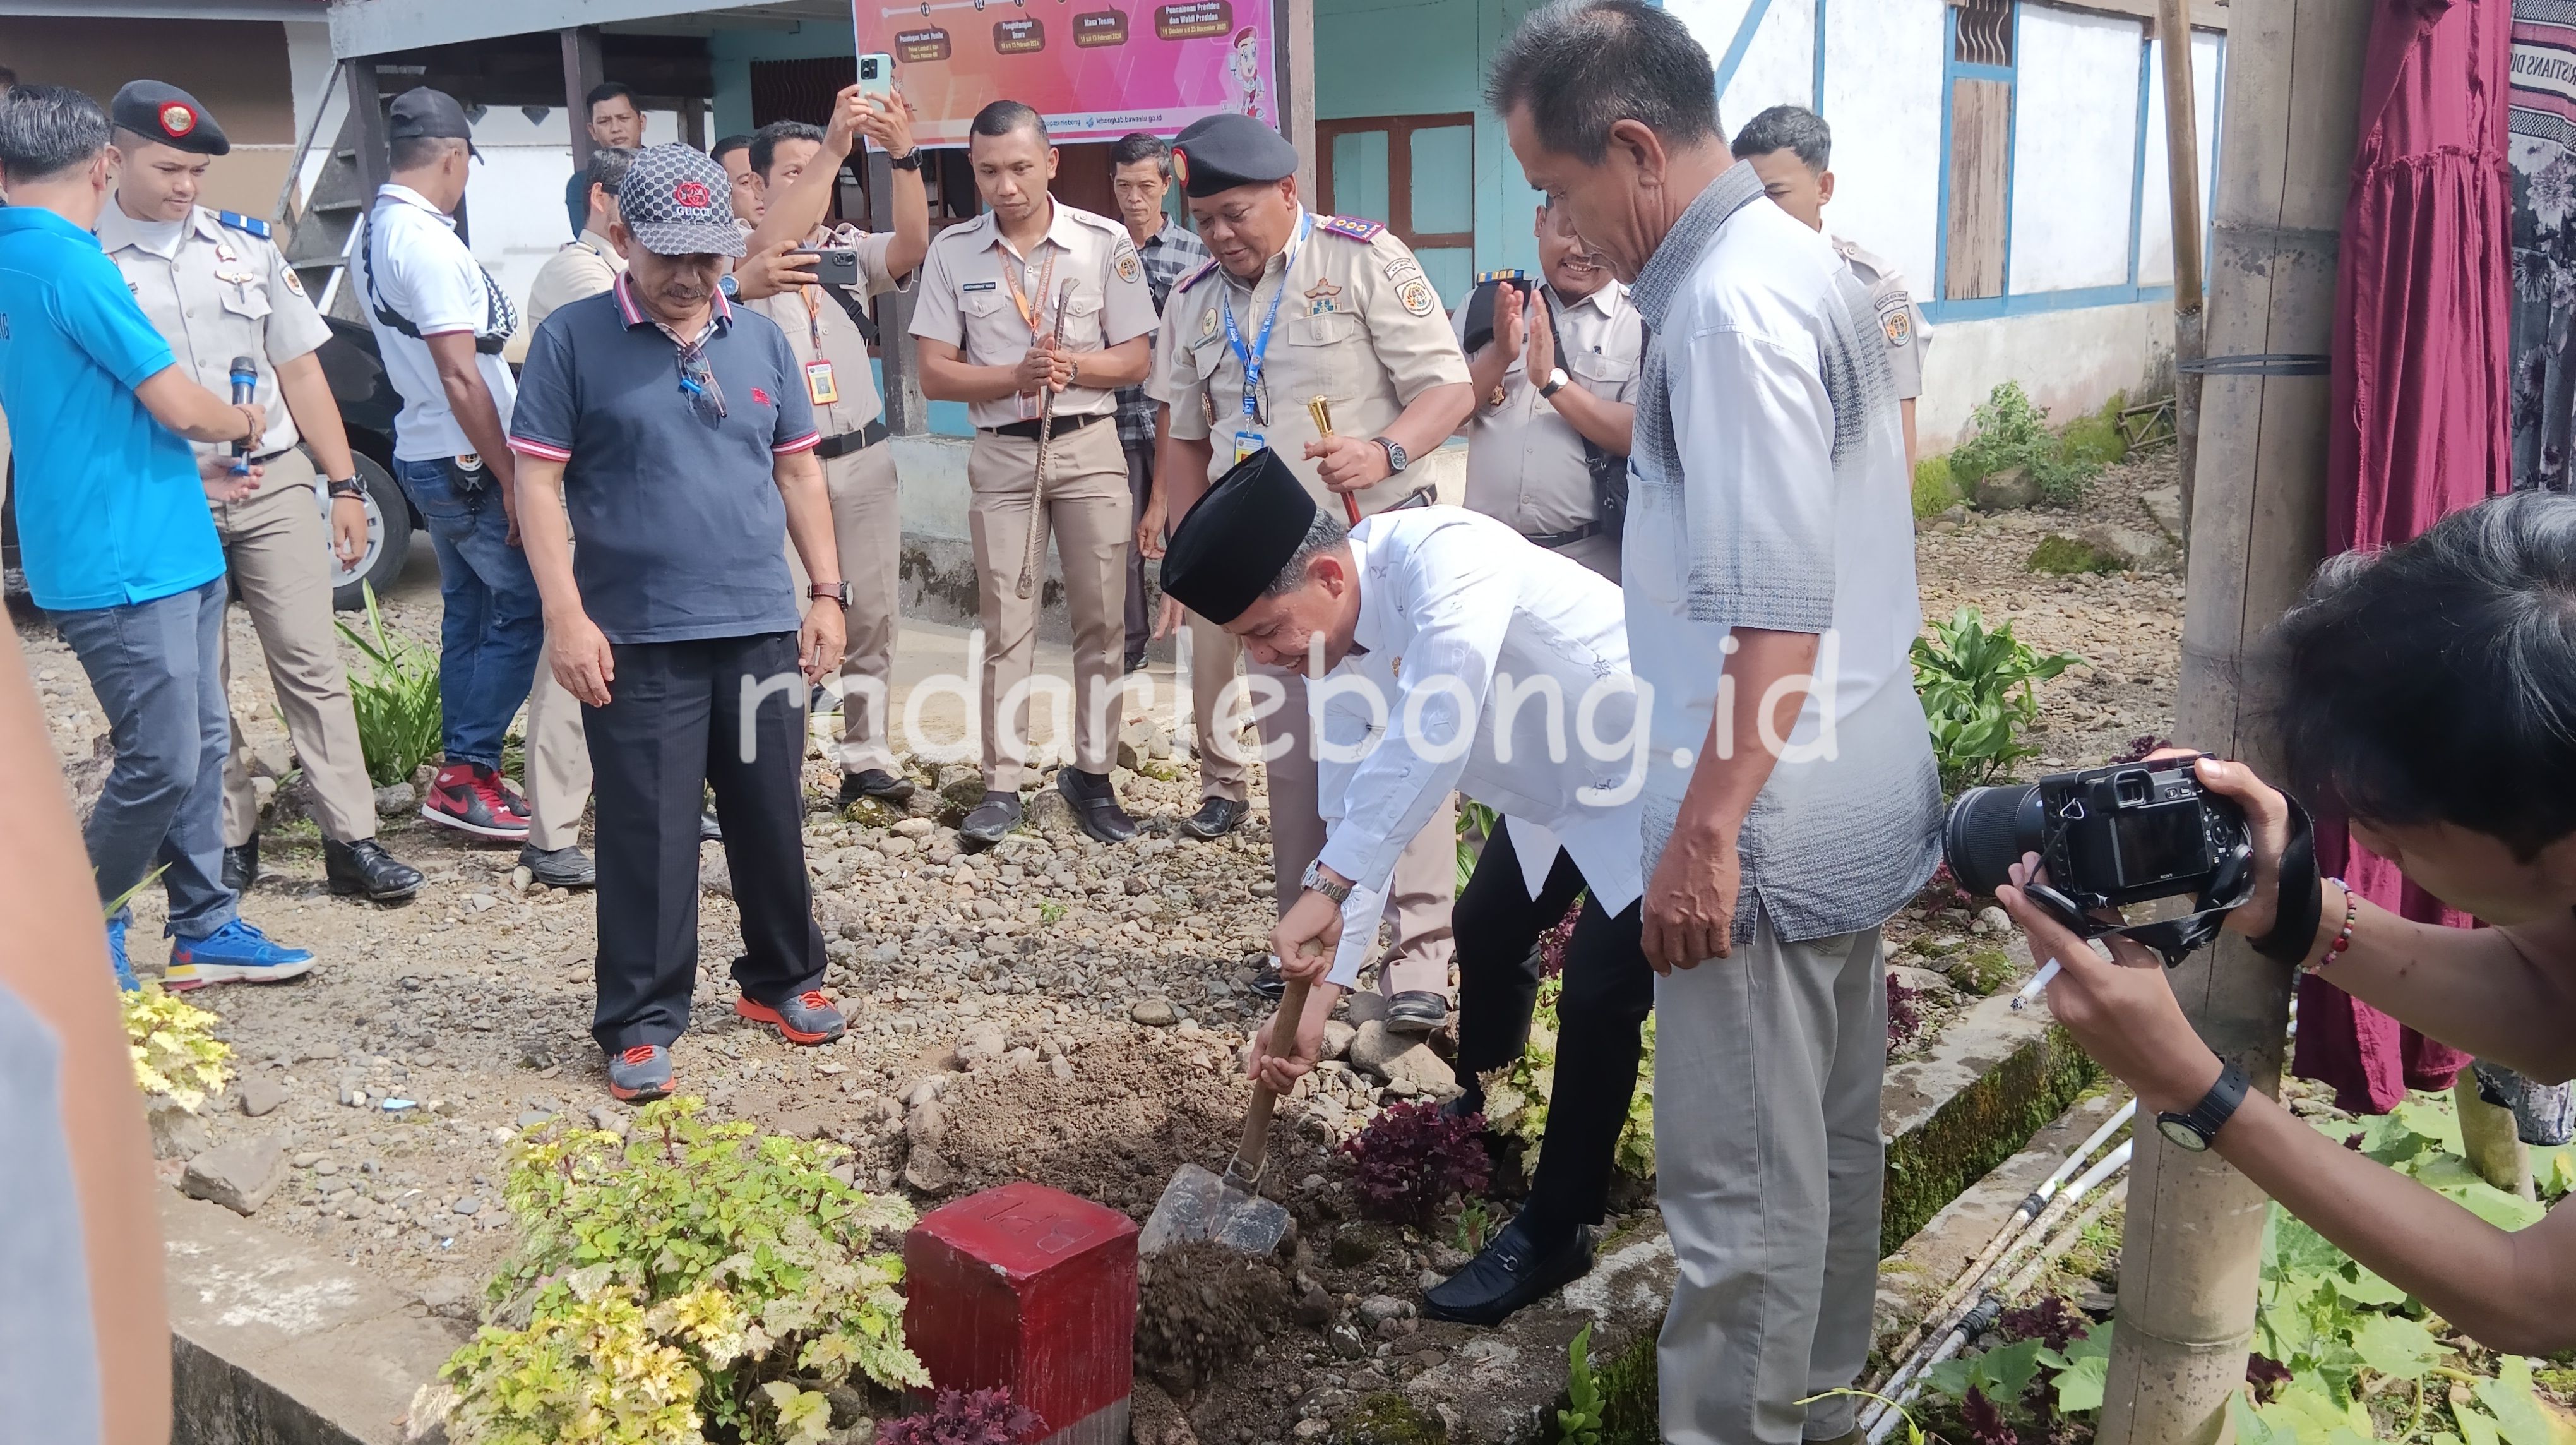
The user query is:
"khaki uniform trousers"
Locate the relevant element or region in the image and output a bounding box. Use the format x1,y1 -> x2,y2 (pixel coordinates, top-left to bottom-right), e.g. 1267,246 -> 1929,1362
522,639 -> 592,853
1189,609 -> 1455,997
966,421 -> 1130,791
212,450 -> 378,846
785,439 -> 902,776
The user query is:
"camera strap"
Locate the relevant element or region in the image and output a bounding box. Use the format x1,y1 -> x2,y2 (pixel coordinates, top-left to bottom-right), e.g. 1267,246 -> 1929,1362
2022,841 -> 2258,970
2250,798 -> 2323,964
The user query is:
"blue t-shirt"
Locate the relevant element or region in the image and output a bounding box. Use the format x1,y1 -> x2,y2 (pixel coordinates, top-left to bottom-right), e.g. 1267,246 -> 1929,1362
507,273 -> 820,644
0,207 -> 220,612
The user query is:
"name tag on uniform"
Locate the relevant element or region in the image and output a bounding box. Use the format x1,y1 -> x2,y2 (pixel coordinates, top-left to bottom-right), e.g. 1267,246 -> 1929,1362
804,360 -> 840,406
1234,429 -> 1265,465
963,280 -> 998,293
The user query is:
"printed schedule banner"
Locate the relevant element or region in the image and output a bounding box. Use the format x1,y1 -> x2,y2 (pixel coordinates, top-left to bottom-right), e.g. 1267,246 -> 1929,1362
854,0 -> 1278,146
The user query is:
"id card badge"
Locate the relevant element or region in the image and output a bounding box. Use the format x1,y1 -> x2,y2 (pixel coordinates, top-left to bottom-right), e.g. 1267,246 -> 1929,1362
1234,429 -> 1265,465
803,360 -> 840,407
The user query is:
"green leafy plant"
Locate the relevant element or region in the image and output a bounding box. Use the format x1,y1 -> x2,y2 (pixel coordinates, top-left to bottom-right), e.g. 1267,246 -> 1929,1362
1457,800 -> 1500,893
1948,381 -> 2108,508
1914,454 -> 1962,519
1453,1199 -> 1496,1254
1912,608 -> 2083,794
434,1098 -> 927,1445
337,580 -> 443,786
123,984 -> 232,1112
1557,1321 -> 1605,1445
1036,898 -> 1066,925
1479,978 -> 1657,1180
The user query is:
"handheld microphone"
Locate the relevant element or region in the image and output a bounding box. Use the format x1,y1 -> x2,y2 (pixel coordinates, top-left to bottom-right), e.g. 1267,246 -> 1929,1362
229,356 -> 258,472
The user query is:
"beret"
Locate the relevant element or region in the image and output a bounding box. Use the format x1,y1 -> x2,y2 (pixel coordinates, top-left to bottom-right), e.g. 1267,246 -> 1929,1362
1159,447 -> 1318,624
112,80 -> 228,157
1169,112 -> 1297,200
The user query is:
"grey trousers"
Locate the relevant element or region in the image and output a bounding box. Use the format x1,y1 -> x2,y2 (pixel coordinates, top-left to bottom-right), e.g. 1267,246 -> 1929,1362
1655,911 -> 1885,1445
52,577 -> 237,939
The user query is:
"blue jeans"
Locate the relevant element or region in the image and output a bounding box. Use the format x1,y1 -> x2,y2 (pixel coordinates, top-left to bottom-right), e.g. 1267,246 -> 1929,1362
51,578 -> 236,938
395,455 -> 544,772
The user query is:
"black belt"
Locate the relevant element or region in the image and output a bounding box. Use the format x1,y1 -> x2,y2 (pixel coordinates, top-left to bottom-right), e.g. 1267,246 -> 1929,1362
249,447 -> 295,467
980,411 -> 1109,441
1522,520 -> 1602,549
814,419 -> 888,459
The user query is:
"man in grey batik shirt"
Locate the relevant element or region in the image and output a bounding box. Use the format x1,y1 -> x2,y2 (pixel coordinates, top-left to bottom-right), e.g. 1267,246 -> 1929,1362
1491,3 -> 1942,1441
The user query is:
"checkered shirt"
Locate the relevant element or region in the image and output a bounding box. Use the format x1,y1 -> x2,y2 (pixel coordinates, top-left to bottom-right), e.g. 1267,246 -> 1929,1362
1118,220 -> 1212,443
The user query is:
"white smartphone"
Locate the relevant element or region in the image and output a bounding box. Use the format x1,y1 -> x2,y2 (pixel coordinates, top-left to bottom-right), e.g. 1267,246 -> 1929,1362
857,52 -> 897,107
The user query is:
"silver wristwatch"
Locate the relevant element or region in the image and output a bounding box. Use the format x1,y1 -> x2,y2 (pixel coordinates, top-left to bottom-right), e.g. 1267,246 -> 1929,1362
1301,859 -> 1352,905
1371,436 -> 1409,474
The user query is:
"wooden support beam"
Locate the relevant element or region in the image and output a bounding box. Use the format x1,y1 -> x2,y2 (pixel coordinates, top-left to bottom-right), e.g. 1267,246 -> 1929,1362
870,148 -> 927,438
344,60 -> 390,201
2159,0 -> 2205,536
561,25 -> 604,169
1279,0 -> 1315,207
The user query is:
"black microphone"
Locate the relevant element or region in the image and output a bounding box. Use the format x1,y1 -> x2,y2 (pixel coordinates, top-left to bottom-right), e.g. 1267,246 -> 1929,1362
229,356 -> 258,471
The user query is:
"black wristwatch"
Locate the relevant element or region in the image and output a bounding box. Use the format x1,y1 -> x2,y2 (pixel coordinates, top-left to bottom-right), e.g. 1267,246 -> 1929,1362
808,582 -> 851,607
1371,436 -> 1409,474
2156,1062 -> 2250,1153
888,150 -> 924,172
325,476 -> 367,501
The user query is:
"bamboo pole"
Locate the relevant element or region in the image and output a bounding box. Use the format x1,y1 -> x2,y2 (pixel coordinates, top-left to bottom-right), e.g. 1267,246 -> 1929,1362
2094,3 -> 2372,1442
2159,0 -> 2205,538
2454,1075 -> 2535,1201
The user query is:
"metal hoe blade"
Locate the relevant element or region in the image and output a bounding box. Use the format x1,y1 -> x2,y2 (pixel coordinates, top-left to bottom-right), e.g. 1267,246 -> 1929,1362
1139,1162 -> 1292,1257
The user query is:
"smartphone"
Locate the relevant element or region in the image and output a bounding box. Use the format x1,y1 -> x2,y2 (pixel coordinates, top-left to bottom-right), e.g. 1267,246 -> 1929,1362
857,52 -> 897,107
793,247 -> 862,286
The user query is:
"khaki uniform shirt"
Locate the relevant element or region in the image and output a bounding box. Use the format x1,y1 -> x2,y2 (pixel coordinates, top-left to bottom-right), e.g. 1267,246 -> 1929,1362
909,200 -> 1157,429
96,203 -> 331,473
1148,210 -> 1472,513
1832,236 -> 1930,401
742,222 -> 911,436
525,230 -> 624,332
1454,277 -> 1642,537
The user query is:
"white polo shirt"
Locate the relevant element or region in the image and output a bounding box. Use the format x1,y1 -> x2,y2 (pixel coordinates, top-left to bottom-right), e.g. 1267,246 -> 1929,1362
359,184 -> 518,460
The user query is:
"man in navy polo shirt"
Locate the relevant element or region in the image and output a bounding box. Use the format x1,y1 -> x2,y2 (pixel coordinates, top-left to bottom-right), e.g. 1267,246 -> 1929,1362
0,85 -> 317,991
510,145 -> 853,1103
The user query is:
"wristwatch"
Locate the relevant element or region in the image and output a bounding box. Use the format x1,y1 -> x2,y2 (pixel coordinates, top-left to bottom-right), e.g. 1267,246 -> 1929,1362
1371,436 -> 1409,474
2155,1062 -> 2250,1153
888,149 -> 924,171
1538,367 -> 1571,399
717,272 -> 741,299
1066,357 -> 1082,387
325,476 -> 367,501
1301,859 -> 1352,906
808,582 -> 852,607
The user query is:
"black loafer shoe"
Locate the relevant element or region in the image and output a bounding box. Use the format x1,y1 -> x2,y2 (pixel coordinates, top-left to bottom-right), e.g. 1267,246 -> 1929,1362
1422,1219 -> 1594,1328
222,837 -> 260,893
700,810 -> 724,842
838,769 -> 917,808
324,837 -> 423,902
958,791 -> 1023,848
1385,989 -> 1451,1034
518,844 -> 597,890
1181,796 -> 1248,839
1250,956 -> 1287,1002
1057,769 -> 1138,844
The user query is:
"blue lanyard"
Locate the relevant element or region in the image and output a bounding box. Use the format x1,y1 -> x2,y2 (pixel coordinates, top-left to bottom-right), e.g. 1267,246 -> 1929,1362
1219,212 -> 1312,423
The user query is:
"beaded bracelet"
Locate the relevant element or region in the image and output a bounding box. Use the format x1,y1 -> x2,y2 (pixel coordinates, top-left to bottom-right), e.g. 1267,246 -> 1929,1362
2306,877 -> 2358,972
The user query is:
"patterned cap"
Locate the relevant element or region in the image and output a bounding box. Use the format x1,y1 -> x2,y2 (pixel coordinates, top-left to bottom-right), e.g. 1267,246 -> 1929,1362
617,144 -> 746,258
111,80 -> 229,157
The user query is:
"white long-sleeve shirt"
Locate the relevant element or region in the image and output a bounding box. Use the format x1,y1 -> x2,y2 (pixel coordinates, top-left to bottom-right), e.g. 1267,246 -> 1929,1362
1312,508 -> 1649,987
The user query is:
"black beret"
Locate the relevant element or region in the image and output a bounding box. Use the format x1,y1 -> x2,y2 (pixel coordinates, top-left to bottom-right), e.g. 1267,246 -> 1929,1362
112,80 -> 228,157
1159,448 -> 1318,624
1169,112 -> 1297,200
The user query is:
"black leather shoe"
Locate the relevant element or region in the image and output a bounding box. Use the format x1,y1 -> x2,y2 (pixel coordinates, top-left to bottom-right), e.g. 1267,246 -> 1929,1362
1181,796 -> 1248,839
1057,769 -> 1138,844
518,844 -> 596,889
837,769 -> 917,808
323,838 -> 423,902
700,810 -> 723,842
222,837 -> 260,893
1422,1219 -> 1594,1328
958,791 -> 1023,848
1250,956 -> 1287,1002
1386,990 -> 1451,1033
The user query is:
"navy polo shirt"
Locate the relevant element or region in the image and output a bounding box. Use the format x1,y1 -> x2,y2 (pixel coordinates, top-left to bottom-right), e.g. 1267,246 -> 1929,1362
0,206 -> 220,612
508,272 -> 821,644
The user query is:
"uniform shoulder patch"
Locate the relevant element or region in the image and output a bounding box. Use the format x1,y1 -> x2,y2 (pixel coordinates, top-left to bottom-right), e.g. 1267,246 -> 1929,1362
1880,303 -> 1912,349
1318,215 -> 1386,243
214,210 -> 271,240
1175,259 -> 1222,294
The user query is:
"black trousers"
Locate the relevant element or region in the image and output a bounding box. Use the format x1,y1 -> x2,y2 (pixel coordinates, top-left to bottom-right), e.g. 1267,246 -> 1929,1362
1454,820 -> 1655,1240
1123,438 -> 1154,668
585,631 -> 826,1053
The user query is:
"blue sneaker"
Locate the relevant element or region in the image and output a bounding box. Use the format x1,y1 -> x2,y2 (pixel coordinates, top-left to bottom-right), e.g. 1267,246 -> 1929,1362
106,916 -> 139,993
166,920 -> 316,991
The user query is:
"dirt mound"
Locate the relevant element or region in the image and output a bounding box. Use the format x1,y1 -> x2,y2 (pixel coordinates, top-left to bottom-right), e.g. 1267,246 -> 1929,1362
1133,1240 -> 1292,1394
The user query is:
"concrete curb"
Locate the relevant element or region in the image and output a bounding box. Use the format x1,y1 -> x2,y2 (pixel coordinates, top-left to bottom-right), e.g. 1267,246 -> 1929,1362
164,1192 -> 466,1445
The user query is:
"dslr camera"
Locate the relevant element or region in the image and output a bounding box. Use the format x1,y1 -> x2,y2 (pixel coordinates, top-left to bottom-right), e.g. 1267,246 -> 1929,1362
1944,757 -> 2253,964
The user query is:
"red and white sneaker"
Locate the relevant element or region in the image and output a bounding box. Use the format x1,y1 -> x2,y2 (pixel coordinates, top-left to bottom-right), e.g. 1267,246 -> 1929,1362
420,762 -> 532,841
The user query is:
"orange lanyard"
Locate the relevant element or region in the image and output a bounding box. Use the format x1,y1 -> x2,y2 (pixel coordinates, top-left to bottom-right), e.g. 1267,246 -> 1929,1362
797,284 -> 824,351
998,239 -> 1059,340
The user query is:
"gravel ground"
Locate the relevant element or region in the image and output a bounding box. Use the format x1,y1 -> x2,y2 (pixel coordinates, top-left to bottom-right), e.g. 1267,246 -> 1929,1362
23,448 -> 2185,1442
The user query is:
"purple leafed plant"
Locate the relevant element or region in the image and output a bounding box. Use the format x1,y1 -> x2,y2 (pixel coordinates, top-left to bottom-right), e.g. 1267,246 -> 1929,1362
1887,974 -> 1926,1052
2109,734 -> 2173,765
1537,897 -> 1583,980
1960,1388 -> 2020,1445
1997,1293 -> 2088,1352
1338,1100 -> 1493,1227
878,1388 -> 1045,1445
2245,1353 -> 2294,1402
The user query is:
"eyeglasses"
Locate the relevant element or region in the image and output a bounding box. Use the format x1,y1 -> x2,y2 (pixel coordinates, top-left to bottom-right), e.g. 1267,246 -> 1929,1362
676,342 -> 727,424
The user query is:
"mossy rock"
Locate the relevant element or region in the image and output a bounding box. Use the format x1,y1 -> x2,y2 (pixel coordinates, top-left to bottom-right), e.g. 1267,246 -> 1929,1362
2027,534 -> 2123,575
1333,1392 -> 1446,1444
1947,948 -> 2017,996
1329,1221 -> 1393,1268
1912,454 -> 1960,519
2059,393 -> 2130,468
1880,1024 -> 2100,1255
842,796 -> 908,830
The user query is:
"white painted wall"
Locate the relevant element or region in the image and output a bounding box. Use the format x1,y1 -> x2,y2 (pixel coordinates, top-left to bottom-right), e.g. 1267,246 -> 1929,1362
1717,0 -> 1817,129
453,105 -> 684,328
2009,5 -> 2144,294
1817,0 -> 1945,299
2135,28 -> 2224,290
1916,301 -> 2173,453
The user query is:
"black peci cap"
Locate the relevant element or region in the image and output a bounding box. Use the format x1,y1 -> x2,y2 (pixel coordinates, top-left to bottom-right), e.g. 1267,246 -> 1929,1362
1159,448 -> 1318,624
111,80 -> 228,156
1169,112 -> 1297,200
386,87 -> 482,159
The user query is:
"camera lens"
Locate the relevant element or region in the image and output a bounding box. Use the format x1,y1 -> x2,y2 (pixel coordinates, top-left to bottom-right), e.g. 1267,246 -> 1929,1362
1943,784 -> 2046,897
